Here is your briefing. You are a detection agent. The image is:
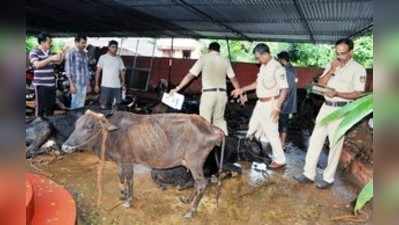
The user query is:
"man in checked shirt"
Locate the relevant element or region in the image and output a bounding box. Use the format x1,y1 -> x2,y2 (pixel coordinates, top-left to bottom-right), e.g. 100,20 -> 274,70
65,34 -> 90,109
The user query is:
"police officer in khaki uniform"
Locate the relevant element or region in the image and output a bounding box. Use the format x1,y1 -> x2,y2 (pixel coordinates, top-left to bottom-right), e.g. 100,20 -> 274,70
171,42 -> 241,135
232,43 -> 289,169
294,38 -> 367,189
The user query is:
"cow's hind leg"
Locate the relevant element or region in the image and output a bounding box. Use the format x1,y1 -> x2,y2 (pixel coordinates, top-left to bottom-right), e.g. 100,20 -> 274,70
125,165 -> 134,208
184,164 -> 208,218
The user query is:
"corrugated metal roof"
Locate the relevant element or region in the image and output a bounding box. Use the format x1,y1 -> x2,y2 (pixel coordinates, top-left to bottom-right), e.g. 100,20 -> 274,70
26,0 -> 373,43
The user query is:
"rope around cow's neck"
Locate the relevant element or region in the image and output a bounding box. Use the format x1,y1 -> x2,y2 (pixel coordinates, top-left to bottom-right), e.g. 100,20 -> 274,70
67,113 -> 111,207
96,122 -> 109,207
68,127 -> 103,150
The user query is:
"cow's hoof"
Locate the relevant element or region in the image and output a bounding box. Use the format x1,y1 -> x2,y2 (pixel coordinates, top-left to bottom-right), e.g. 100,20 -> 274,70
120,190 -> 127,201
210,175 -> 218,184
122,202 -> 131,208
183,211 -> 195,219
179,196 -> 191,204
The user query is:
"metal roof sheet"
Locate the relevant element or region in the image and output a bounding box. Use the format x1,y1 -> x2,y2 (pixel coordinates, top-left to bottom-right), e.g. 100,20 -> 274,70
26,0 -> 373,43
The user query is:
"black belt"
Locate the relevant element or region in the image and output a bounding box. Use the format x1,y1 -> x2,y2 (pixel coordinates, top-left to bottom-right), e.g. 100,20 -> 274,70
325,100 -> 350,107
203,88 -> 226,92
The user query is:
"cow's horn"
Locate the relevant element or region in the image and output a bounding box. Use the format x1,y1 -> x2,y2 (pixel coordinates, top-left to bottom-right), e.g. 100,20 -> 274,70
86,110 -> 105,118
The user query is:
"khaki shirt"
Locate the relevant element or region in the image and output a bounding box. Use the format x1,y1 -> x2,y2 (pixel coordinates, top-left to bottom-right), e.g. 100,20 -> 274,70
189,51 -> 235,89
321,59 -> 366,102
256,58 -> 289,98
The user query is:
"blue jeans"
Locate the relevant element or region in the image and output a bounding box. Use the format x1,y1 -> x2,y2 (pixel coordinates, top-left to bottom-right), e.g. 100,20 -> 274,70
70,84 -> 87,109
100,87 -> 121,109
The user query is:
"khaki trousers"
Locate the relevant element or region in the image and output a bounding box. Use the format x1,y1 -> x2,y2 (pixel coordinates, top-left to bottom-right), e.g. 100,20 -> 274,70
200,91 -> 228,135
303,103 -> 345,183
247,100 -> 286,164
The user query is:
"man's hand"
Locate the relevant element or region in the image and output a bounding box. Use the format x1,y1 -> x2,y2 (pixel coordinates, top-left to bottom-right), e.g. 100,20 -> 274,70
95,85 -> 100,93
169,87 -> 179,95
271,108 -> 280,123
331,59 -> 342,72
87,84 -> 92,94
70,83 -> 77,94
325,89 -> 337,98
231,88 -> 243,98
59,52 -> 65,60
49,54 -> 61,62
238,94 -> 248,105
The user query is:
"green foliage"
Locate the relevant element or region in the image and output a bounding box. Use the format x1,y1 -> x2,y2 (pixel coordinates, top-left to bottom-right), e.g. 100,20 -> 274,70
200,39 -> 255,63
26,36 -> 38,53
319,94 -> 373,145
288,43 -> 334,68
200,34 -> 373,68
320,93 -> 373,213
353,35 -> 373,69
51,39 -> 65,53
25,35 -> 65,53
354,180 -> 373,214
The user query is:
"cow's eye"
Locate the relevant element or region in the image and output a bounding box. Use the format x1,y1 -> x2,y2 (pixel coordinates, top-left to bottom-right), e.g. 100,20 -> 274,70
85,123 -> 95,129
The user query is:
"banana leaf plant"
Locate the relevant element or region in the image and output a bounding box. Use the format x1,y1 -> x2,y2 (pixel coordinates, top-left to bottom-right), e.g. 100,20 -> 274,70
319,93 -> 373,214
319,93 -> 373,145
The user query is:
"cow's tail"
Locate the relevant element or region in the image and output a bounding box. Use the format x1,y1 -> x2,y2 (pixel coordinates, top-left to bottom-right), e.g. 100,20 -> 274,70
216,134 -> 225,207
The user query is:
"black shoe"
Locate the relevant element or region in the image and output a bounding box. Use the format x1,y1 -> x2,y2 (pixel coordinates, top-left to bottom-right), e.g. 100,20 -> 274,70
293,174 -> 313,184
316,180 -> 334,189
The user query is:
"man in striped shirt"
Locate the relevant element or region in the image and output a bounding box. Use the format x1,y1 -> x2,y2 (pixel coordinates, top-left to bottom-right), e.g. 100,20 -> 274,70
29,33 -> 64,117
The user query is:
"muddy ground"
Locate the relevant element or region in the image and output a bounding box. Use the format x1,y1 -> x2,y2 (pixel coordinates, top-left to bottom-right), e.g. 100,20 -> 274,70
27,143 -> 372,225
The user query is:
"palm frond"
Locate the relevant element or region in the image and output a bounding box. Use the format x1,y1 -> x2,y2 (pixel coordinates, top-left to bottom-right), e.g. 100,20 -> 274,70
331,96 -> 373,144
319,94 -> 372,127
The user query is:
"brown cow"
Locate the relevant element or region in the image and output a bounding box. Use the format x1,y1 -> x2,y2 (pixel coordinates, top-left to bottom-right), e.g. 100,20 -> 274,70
62,110 -> 225,218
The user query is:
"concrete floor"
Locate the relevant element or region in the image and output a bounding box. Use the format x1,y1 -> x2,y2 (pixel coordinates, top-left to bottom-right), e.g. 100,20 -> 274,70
27,145 -> 371,225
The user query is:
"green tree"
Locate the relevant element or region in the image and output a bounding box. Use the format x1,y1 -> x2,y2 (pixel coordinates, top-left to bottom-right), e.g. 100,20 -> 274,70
353,34 -> 373,68
25,35 -> 65,53
26,36 -> 38,53
199,34 -> 373,68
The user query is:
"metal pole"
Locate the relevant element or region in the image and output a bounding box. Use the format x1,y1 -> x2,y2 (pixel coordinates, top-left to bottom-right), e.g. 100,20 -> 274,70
167,37 -> 174,86
226,39 -> 232,62
133,39 -> 140,68
226,39 -> 234,89
149,38 -> 157,72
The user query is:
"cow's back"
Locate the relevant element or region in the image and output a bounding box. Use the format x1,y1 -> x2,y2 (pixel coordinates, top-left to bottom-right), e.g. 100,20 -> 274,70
105,112 -> 220,169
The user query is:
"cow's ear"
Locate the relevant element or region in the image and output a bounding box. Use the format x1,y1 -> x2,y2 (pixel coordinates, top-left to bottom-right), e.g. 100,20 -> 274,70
107,124 -> 119,132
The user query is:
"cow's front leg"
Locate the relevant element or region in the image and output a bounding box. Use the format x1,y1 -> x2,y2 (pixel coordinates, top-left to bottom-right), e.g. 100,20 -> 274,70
123,164 -> 134,208
179,188 -> 196,204
184,163 -> 208,218
117,164 -> 128,201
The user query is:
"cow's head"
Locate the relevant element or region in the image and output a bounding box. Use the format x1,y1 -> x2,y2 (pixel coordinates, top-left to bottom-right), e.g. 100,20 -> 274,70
62,110 -> 118,153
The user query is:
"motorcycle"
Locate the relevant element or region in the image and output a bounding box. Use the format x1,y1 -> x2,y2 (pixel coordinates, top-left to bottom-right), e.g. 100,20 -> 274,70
25,64 -> 72,116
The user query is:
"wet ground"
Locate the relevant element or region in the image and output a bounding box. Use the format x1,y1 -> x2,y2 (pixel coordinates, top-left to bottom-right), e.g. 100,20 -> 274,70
27,144 -> 371,225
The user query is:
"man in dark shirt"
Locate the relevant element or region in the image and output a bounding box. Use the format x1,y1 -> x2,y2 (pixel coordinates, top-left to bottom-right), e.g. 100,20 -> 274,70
277,51 -> 298,148
29,32 -> 63,117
